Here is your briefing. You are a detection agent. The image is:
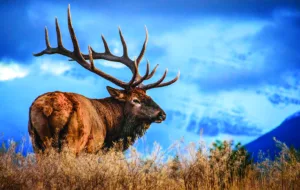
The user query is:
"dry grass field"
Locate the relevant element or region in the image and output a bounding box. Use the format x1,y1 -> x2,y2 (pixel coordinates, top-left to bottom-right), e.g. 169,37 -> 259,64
0,138 -> 299,190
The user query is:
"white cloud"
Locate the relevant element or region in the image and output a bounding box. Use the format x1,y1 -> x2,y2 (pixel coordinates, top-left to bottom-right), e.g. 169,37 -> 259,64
152,19 -> 269,77
98,61 -> 126,69
39,59 -> 72,75
0,58 -> 73,82
0,62 -> 29,81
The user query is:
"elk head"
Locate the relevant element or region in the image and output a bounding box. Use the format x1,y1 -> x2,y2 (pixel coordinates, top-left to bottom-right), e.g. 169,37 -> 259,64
34,5 -> 179,127
107,87 -> 166,125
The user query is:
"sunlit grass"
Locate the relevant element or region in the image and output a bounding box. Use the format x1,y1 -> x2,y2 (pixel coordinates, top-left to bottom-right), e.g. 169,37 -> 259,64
0,138 -> 299,190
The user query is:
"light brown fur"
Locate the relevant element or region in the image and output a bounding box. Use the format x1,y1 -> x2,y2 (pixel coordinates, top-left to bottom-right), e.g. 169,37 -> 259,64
29,91 -> 107,153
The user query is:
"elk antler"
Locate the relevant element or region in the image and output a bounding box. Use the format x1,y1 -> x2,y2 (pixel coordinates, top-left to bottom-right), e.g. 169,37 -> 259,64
34,5 -> 179,90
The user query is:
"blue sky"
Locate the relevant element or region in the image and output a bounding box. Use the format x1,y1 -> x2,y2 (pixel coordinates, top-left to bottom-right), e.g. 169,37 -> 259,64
0,0 -> 299,151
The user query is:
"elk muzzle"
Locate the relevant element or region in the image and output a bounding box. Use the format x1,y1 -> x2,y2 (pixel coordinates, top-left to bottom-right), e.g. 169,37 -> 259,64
154,111 -> 166,123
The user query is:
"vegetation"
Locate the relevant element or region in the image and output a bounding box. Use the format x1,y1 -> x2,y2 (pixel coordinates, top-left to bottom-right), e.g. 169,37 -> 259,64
0,139 -> 299,190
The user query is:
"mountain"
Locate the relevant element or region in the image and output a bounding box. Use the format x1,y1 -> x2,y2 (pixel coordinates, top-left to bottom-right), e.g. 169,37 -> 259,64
246,111 -> 300,161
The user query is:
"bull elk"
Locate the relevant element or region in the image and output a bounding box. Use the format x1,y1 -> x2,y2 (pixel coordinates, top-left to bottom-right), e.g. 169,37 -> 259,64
28,5 -> 179,154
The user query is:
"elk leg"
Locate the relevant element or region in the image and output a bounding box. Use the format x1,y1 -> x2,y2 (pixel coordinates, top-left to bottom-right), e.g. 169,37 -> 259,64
29,106 -> 53,152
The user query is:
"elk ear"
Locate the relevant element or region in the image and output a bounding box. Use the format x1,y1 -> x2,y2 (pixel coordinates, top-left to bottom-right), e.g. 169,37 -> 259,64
106,86 -> 126,102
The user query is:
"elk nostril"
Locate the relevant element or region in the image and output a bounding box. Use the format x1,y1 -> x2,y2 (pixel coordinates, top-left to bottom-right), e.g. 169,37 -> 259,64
157,111 -> 166,121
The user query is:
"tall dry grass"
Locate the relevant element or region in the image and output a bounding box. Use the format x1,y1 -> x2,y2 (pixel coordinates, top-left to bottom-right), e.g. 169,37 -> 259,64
0,138 -> 299,190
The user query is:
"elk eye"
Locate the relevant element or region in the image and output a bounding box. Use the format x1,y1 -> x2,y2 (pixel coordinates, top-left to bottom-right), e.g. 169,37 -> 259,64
133,99 -> 141,104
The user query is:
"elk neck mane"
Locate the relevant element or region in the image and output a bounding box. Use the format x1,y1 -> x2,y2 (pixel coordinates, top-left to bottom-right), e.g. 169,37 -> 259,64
90,97 -> 150,150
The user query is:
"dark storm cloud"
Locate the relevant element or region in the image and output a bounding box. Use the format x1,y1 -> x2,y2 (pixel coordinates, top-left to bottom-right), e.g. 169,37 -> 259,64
268,94 -> 300,105
252,11 -> 300,72
196,67 -> 267,92
186,112 -> 262,137
250,13 -> 300,105
40,0 -> 300,17
189,10 -> 300,94
189,118 -> 220,136
1,0 -> 300,63
0,2 -> 36,62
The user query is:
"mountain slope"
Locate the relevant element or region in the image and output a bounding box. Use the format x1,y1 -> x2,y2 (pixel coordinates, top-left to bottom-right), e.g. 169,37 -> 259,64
246,111 -> 300,161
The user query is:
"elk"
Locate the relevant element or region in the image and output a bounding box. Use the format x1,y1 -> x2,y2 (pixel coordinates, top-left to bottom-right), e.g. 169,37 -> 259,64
28,5 -> 179,154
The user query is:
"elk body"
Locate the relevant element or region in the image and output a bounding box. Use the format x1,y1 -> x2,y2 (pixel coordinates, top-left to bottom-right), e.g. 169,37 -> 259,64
28,5 -> 179,154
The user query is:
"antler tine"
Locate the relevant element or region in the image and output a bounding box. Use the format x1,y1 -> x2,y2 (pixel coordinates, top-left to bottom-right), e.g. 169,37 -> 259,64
136,26 -> 148,66
142,70 -> 180,90
67,5 -> 82,58
101,35 -> 112,54
132,61 -> 150,87
146,64 -> 158,80
142,69 -> 168,90
55,18 -> 63,48
33,27 -> 51,56
154,71 -> 180,88
118,27 -> 129,59
127,59 -> 139,87
45,27 -> 51,49
88,46 -> 95,70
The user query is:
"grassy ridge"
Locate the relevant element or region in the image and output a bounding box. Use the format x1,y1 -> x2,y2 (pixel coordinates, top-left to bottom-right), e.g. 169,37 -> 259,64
0,139 -> 299,190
